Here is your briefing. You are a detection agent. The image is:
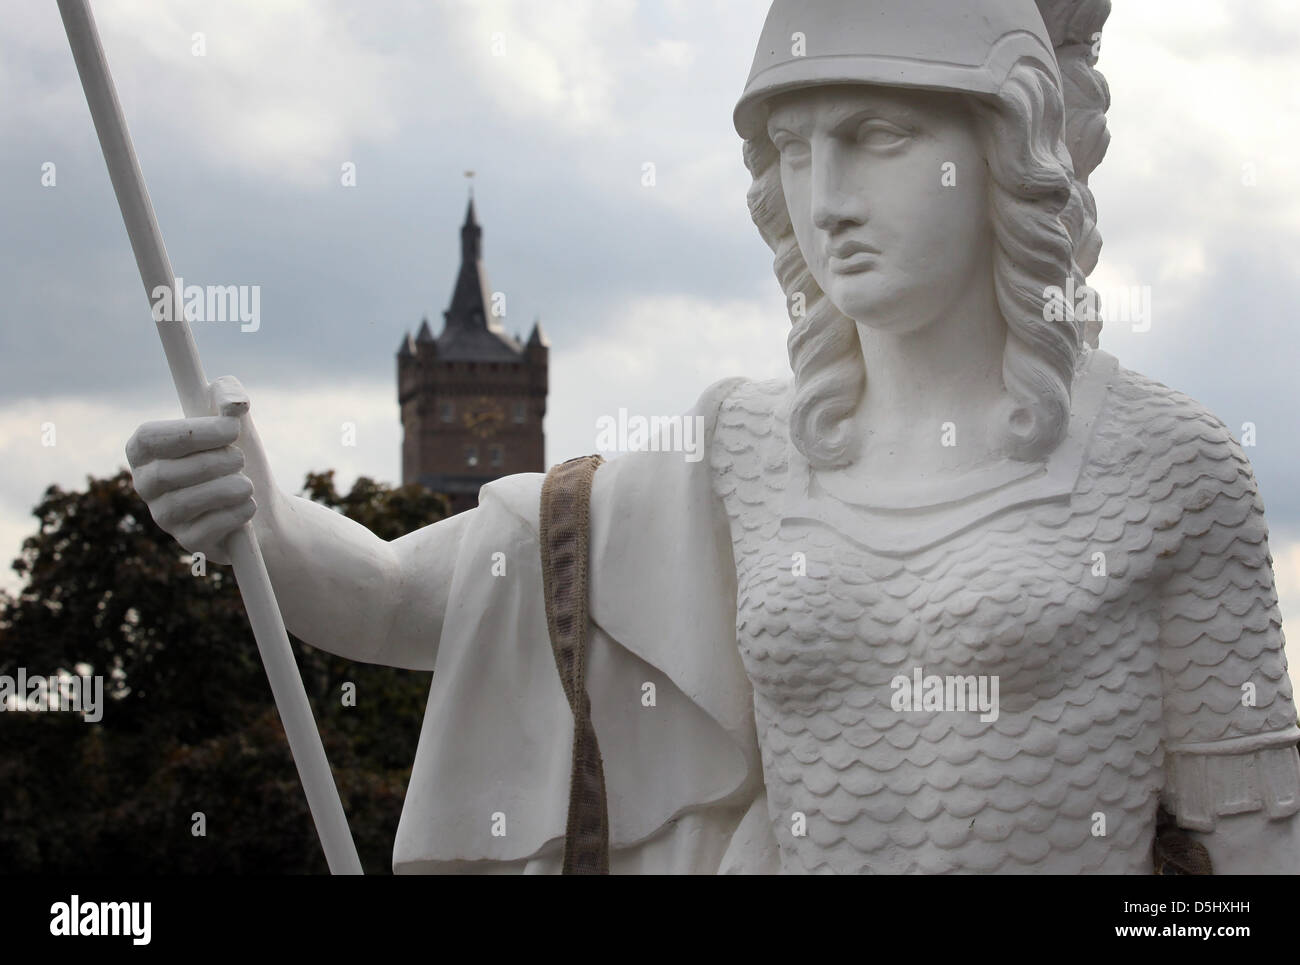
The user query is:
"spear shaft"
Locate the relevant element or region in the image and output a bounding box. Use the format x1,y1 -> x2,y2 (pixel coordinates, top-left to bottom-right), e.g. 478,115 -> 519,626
57,0 -> 363,875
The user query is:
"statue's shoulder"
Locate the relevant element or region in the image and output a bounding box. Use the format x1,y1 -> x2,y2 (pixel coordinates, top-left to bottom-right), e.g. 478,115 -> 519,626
1106,360 -> 1235,438
705,375 -> 792,440
1096,358 -> 1255,493
1096,357 -> 1267,552
692,375 -> 790,424
695,377 -> 792,513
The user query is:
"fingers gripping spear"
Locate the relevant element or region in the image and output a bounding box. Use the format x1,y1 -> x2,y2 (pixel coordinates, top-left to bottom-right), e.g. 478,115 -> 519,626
57,0 -> 363,875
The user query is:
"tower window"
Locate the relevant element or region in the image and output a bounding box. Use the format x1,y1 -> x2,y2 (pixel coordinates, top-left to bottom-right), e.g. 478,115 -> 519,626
513,401 -> 526,424
465,446 -> 478,468
490,445 -> 504,468
440,401 -> 454,423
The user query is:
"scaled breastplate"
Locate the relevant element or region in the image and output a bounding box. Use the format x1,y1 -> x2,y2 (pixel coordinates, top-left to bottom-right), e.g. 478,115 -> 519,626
708,350 -> 1297,873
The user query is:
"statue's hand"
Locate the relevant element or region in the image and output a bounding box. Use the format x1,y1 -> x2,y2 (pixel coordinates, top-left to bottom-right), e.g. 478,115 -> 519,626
125,376 -> 266,566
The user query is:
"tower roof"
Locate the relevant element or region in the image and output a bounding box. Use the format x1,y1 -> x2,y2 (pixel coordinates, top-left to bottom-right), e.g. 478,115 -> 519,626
436,198 -> 523,362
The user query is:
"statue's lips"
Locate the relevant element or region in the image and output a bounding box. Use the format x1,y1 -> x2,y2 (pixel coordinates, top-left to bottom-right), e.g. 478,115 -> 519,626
829,250 -> 879,274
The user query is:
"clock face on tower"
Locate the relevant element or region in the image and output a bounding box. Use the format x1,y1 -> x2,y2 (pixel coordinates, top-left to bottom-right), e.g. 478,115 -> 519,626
462,397 -> 506,439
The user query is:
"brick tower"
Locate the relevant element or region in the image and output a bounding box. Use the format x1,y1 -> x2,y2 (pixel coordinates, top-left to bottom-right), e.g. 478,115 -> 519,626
397,198 -> 548,514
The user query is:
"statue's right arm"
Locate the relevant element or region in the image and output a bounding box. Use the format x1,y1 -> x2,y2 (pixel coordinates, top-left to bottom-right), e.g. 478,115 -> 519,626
125,377 -> 458,672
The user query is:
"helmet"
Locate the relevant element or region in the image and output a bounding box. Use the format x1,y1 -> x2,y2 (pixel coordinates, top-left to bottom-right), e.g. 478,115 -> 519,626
734,0 -> 1061,139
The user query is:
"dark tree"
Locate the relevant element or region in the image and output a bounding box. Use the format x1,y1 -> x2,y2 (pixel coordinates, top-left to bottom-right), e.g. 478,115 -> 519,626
0,469 -> 448,874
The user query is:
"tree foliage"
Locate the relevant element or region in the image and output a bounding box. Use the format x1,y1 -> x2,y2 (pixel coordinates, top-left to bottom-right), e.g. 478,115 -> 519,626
0,469 -> 448,873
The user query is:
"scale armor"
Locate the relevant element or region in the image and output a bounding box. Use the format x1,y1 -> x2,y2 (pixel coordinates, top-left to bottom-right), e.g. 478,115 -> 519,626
709,356 -> 1299,873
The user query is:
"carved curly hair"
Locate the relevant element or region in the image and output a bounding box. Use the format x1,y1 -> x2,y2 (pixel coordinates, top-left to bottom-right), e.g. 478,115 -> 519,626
742,0 -> 1113,469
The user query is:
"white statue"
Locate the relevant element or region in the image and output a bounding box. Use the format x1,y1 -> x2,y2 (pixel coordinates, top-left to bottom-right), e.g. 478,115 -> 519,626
125,0 -> 1300,873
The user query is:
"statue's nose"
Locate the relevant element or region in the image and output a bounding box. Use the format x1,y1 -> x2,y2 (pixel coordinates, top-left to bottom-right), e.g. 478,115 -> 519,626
811,142 -> 868,232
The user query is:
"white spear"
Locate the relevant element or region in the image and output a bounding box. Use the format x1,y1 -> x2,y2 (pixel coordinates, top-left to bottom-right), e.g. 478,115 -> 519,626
57,0 -> 363,875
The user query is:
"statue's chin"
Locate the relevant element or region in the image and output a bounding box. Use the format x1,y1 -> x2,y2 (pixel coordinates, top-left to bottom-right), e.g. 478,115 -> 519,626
844,308 -> 937,336
852,315 -> 933,336
823,282 -> 938,335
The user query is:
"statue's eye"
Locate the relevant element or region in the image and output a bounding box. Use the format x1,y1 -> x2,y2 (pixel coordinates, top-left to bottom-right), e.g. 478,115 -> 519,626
856,120 -> 912,151
772,133 -> 810,165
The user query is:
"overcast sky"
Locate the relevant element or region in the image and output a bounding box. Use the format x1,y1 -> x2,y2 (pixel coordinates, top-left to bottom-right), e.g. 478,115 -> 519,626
3,0 -> 1299,683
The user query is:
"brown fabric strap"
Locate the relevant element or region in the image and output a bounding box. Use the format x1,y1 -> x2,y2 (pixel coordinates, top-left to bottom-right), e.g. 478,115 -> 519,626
539,454 -> 609,874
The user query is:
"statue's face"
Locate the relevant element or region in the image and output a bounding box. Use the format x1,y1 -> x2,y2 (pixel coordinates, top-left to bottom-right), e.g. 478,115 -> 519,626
766,84 -> 993,334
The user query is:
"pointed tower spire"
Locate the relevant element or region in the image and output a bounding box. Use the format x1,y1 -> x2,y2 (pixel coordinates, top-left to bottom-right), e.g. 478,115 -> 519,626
444,194 -> 495,336
429,185 -> 524,360
460,197 -> 482,263
416,316 -> 435,342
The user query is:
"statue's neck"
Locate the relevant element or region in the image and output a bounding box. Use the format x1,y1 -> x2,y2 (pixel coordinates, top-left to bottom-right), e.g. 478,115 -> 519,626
854,283 -> 1008,471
